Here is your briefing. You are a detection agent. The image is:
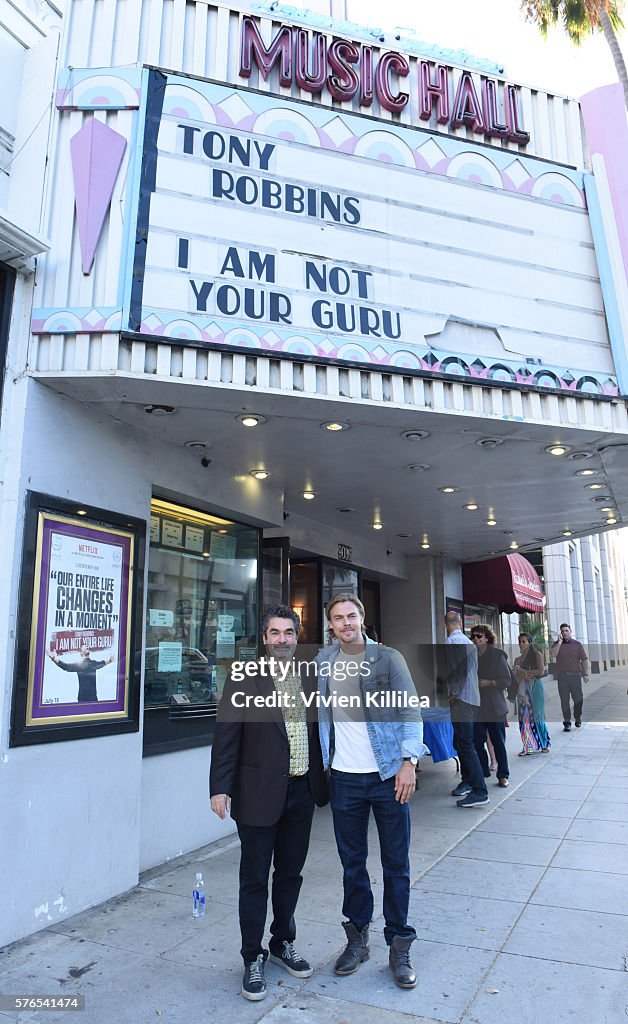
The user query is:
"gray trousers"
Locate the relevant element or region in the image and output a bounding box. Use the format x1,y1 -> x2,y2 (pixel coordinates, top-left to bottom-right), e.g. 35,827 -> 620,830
557,673 -> 583,725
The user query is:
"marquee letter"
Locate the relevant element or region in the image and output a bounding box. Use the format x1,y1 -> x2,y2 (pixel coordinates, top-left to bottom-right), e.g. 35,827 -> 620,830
451,72 -> 485,133
482,80 -> 509,139
418,62 -> 449,124
376,51 -> 409,113
506,85 -> 531,146
327,39 -> 360,102
360,45 -> 374,107
239,16 -> 292,87
295,29 -> 327,93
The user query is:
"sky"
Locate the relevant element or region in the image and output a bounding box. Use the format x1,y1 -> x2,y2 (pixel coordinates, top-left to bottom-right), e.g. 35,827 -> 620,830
292,0 -> 627,99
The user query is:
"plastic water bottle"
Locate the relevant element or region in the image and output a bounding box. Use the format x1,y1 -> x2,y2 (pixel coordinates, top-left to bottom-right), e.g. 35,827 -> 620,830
192,872 -> 205,918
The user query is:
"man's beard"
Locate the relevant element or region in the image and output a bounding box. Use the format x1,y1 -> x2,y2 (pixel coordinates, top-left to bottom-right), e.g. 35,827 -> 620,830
265,643 -> 296,662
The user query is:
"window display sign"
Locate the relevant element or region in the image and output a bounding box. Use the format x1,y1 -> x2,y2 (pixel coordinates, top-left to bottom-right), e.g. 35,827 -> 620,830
11,495 -> 143,745
162,520 -> 184,547
209,531 -> 237,561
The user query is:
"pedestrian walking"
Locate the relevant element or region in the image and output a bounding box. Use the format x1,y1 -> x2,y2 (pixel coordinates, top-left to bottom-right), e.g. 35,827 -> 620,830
550,624 -> 589,731
470,624 -> 511,788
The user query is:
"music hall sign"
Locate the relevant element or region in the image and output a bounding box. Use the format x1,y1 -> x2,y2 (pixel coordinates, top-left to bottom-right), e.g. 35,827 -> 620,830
239,16 -> 530,147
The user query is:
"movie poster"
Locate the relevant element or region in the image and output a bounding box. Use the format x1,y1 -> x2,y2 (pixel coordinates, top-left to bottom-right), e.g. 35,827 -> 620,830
26,513 -> 135,726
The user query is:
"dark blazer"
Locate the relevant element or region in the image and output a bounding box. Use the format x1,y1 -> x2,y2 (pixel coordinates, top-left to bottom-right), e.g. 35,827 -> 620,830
477,646 -> 510,719
209,661 -> 328,827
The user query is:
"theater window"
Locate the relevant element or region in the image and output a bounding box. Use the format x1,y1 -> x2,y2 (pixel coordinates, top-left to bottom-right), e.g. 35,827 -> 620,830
142,498 -> 259,754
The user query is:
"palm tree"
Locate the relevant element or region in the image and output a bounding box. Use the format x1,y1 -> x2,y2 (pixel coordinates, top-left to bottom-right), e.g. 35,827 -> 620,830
521,0 -> 628,109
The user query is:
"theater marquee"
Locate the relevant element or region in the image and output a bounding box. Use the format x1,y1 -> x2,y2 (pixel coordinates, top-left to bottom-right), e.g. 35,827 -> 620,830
126,68 -> 588,373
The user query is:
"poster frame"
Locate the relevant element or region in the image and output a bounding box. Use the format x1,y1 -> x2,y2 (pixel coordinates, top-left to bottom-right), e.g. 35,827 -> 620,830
11,492 -> 145,746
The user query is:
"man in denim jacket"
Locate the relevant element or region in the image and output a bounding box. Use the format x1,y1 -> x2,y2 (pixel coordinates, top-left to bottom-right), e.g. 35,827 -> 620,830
314,594 -> 427,989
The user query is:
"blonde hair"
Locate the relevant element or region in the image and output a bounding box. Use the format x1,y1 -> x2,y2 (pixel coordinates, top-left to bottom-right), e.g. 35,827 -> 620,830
326,592 -> 365,621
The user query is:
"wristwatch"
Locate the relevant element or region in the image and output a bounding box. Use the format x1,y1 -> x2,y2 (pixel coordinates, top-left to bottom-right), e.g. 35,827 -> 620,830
404,756 -> 419,766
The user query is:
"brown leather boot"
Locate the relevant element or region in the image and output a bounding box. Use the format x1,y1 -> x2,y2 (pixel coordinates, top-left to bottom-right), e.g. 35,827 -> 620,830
334,922 -> 370,975
389,935 -> 417,988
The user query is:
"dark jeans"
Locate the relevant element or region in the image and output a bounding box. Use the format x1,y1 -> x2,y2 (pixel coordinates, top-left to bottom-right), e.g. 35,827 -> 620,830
450,699 -> 487,797
557,673 -> 584,725
473,720 -> 509,780
330,769 -> 416,946
236,776 -> 314,964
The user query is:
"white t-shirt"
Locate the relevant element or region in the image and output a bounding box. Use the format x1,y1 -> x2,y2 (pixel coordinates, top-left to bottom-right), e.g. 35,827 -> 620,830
329,649 -> 379,773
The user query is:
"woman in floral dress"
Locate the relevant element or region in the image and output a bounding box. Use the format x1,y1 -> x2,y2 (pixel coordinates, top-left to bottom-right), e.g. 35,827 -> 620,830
514,633 -> 550,754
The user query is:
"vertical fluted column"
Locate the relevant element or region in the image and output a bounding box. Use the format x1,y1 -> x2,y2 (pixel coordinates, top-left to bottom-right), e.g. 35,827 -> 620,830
580,536 -> 601,672
543,541 -> 575,636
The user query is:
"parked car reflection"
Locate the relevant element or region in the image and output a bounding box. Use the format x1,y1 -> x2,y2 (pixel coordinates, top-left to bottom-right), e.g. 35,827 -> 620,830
137,646 -> 217,706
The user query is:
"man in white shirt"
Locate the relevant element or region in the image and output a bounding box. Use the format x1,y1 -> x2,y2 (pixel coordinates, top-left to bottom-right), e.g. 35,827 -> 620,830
315,594 -> 426,990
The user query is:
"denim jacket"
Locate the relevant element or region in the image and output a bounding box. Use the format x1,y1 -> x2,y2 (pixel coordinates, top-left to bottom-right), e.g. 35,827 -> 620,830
314,637 -> 428,781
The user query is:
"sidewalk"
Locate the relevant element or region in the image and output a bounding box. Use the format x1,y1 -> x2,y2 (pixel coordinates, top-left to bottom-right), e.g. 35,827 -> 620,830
1,670 -> 627,1024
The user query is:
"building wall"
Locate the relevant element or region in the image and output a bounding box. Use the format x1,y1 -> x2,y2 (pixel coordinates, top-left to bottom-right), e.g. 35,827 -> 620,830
0,379 -> 285,947
543,530 -> 628,670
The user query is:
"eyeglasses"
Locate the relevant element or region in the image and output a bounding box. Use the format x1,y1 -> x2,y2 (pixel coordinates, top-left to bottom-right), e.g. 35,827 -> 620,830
470,633 -> 484,640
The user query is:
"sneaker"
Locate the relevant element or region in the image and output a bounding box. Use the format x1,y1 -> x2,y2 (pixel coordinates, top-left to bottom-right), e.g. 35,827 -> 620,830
451,782 -> 472,797
269,941 -> 314,978
575,720 -> 582,728
242,954 -> 267,1001
563,724 -> 571,732
457,792 -> 490,807
498,778 -> 509,788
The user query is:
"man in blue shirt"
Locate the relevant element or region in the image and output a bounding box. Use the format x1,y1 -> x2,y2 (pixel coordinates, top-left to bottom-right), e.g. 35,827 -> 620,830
444,612 -> 489,807
315,594 -> 427,990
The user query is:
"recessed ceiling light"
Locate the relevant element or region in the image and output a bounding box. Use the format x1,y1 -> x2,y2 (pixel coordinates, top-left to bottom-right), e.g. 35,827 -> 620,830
421,542 -> 430,550
406,464 -> 430,472
238,414 -> 266,427
337,506 -> 355,513
250,469 -> 270,480
545,444 -> 570,456
202,551 -> 210,557
76,509 -> 87,516
218,529 -> 228,534
568,450 -> 593,461
439,486 -> 457,494
396,533 -> 411,538
465,503 -> 479,511
322,421 -> 350,431
562,530 -> 573,536
600,507 -> 615,513
184,440 -> 209,450
302,490 -> 316,500
509,541 -> 519,549
372,522 -> 384,530
476,437 -> 504,449
401,429 -> 429,441
144,404 -> 176,415
586,482 -> 604,490
486,518 -> 497,526
576,469 -> 596,476
606,517 -> 618,525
